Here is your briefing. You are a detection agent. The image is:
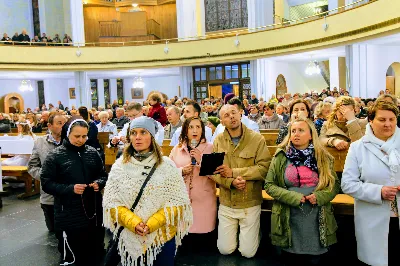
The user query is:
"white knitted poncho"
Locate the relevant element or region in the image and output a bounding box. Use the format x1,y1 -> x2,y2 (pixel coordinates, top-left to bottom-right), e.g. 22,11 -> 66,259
103,154 -> 193,266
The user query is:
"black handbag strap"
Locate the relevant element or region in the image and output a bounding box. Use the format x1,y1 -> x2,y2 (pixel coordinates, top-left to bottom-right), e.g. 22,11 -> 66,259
115,163 -> 157,238
130,164 -> 157,212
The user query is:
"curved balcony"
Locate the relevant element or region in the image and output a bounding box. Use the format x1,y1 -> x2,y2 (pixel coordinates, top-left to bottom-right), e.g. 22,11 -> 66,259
0,0 -> 398,70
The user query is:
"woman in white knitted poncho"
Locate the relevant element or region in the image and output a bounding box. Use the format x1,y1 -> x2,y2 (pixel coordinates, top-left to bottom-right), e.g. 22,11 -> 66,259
103,116 -> 193,266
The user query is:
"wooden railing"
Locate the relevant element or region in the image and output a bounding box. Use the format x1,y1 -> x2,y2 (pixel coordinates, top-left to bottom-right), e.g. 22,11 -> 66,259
147,19 -> 161,39
99,21 -> 122,37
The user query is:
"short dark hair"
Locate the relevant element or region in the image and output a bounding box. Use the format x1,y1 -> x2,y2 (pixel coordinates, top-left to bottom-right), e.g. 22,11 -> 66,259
227,98 -> 244,111
126,102 -> 142,112
78,106 -> 89,121
48,113 -> 64,125
264,103 -> 276,110
185,100 -> 201,114
368,101 -> 399,121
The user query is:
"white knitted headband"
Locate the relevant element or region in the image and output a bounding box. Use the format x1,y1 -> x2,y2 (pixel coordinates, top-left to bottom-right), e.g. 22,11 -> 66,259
66,119 -> 88,137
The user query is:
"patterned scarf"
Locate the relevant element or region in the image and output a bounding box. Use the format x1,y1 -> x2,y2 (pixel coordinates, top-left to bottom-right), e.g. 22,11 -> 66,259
286,143 -> 318,172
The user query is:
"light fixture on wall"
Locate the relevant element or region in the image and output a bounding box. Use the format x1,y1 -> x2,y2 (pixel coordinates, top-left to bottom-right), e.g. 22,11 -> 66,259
305,60 -> 321,76
133,75 -> 145,89
19,80 -> 33,92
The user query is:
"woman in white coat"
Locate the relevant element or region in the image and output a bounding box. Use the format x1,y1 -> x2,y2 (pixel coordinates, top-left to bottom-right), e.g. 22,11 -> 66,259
342,101 -> 400,266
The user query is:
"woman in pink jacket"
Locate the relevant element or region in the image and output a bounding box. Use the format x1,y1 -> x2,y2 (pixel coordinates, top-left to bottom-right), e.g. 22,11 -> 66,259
169,116 -> 216,254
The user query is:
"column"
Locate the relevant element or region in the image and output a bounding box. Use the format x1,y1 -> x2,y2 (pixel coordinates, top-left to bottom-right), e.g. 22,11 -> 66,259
97,79 -> 105,108
110,79 -> 118,104
74,71 -> 91,108
346,44 -> 368,98
248,0 -> 274,30
329,57 -> 339,89
176,0 -> 205,40
179,67 -> 193,98
69,0 -> 85,46
250,59 -> 275,99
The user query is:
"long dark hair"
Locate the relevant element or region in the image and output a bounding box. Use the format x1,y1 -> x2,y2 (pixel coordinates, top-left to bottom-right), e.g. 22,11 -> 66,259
289,99 -> 312,119
178,117 -> 206,148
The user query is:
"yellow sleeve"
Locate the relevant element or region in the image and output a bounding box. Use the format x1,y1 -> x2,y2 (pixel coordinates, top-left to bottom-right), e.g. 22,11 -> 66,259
146,206 -> 182,233
110,206 -> 143,232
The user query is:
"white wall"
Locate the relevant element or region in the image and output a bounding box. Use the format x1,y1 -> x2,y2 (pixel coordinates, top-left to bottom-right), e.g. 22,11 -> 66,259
0,0 -> 34,37
123,76 -> 181,103
261,60 -> 327,98
39,0 -> 65,37
0,79 -> 38,110
43,79 -> 70,108
348,44 -> 400,98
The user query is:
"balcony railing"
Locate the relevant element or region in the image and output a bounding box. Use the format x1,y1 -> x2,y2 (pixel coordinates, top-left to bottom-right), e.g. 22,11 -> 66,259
99,21 -> 122,37
0,0 -> 378,47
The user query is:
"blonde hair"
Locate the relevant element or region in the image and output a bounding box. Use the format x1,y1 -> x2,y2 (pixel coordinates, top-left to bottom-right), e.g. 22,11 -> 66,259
17,118 -> 34,138
279,118 -> 336,192
314,102 -> 332,119
326,96 -> 355,128
122,132 -> 163,166
26,113 -> 38,126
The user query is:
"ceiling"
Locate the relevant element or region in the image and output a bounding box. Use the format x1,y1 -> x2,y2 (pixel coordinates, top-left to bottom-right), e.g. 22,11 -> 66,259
359,33 -> 400,46
271,46 -> 346,62
0,67 -> 180,80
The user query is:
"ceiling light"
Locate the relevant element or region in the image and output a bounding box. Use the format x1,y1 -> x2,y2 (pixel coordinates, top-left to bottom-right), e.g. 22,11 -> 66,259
133,76 -> 145,89
19,80 -> 33,92
305,61 -> 321,76
132,3 -> 138,7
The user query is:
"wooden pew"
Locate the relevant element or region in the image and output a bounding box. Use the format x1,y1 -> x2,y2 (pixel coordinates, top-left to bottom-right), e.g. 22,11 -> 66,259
262,133 -> 279,146
98,132 -> 110,152
216,188 -> 354,215
0,133 -> 46,137
260,129 -> 280,134
2,166 -> 40,199
163,139 -> 171,146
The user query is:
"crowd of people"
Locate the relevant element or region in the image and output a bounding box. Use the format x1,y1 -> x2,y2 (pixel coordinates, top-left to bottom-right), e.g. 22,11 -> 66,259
0,87 -> 399,266
1,29 -> 73,45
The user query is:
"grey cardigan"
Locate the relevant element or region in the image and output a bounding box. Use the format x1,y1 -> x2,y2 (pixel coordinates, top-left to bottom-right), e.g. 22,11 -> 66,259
257,114 -> 286,130
28,134 -> 61,205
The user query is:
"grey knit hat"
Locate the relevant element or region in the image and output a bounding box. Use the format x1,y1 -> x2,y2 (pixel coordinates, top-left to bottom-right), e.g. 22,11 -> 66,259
129,116 -> 158,138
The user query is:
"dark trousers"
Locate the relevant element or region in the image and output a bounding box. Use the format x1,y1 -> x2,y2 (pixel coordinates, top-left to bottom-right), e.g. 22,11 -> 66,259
127,237 -> 176,266
281,250 -> 329,266
179,231 -> 217,255
56,226 -> 105,266
40,204 -> 54,232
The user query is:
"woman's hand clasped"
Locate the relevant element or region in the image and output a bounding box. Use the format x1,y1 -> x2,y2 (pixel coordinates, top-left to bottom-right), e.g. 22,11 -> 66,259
300,193 -> 317,205
135,222 -> 150,236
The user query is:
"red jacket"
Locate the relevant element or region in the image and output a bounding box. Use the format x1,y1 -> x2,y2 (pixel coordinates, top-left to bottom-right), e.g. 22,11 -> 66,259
148,103 -> 167,126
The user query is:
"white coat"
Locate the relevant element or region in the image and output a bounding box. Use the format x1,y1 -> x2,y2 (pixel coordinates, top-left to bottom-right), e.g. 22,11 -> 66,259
342,132 -> 400,266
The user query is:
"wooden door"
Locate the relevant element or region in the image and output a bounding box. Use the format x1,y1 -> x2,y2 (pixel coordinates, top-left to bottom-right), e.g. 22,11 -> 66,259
386,76 -> 395,94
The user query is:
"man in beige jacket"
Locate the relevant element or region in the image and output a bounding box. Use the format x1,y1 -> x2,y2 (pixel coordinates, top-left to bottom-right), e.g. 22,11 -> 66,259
212,104 -> 271,258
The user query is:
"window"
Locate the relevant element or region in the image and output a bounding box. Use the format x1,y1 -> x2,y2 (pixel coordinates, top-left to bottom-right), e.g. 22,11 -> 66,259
90,79 -> 98,108
241,63 -> 250,78
117,79 -> 124,105
195,86 -> 208,101
194,68 -> 207,81
205,0 -> 248,32
104,79 -> 110,106
225,64 -> 239,79
37,81 -> 45,107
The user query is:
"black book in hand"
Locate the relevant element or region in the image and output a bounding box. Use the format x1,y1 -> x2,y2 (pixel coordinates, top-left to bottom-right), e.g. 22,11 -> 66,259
199,152 -> 225,176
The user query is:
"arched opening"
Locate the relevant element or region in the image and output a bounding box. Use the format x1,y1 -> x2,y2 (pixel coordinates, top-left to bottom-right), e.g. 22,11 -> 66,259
386,62 -> 400,96
276,74 -> 287,97
1,93 -> 25,114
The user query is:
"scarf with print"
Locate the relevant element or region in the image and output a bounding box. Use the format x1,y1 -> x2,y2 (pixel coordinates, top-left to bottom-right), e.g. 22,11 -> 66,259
286,143 -> 318,172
